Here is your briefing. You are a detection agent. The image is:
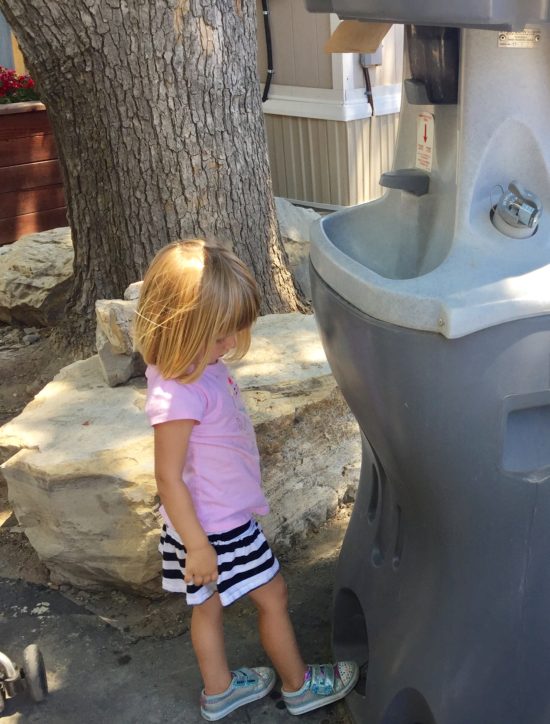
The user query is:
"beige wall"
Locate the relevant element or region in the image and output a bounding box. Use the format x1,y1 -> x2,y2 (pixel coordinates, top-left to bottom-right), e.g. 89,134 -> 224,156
257,10 -> 403,94
257,13 -> 403,206
349,24 -> 404,90
265,112 -> 400,207
256,0 -> 332,88
10,32 -> 26,74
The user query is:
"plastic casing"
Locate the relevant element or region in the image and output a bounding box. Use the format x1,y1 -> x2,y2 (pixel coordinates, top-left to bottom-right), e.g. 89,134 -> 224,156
305,0 -> 550,31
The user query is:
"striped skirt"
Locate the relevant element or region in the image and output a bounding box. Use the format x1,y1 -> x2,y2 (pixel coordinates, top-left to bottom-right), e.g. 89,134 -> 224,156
159,519 -> 280,606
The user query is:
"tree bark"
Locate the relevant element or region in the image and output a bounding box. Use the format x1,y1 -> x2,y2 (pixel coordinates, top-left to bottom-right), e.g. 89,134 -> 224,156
1,0 -> 305,346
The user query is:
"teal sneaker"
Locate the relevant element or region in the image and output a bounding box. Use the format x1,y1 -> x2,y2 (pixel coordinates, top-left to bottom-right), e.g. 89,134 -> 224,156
200,666 -> 276,721
282,661 -> 359,716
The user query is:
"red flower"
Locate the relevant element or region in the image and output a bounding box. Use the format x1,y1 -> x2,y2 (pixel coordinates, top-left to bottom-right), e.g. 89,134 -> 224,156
0,66 -> 40,104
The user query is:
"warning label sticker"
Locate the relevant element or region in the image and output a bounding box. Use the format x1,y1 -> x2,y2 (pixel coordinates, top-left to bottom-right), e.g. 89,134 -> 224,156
415,112 -> 434,173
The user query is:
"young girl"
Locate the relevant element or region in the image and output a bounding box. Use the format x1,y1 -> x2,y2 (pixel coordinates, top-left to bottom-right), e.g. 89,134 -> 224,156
134,239 -> 358,721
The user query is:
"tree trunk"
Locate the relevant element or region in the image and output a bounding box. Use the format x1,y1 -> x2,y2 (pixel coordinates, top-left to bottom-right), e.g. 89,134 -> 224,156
1,0 -> 305,347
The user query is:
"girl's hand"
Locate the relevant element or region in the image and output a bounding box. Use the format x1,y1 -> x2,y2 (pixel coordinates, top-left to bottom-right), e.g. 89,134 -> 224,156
185,543 -> 218,586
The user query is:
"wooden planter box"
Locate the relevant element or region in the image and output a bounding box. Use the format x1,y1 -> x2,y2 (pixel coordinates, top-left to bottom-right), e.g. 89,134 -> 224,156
0,102 -> 67,246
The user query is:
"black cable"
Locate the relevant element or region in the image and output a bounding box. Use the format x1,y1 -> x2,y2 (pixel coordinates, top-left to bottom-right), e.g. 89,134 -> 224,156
362,66 -> 374,116
261,0 -> 274,102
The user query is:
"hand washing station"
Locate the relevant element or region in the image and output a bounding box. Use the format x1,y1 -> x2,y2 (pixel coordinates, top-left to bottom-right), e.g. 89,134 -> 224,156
306,3 -> 550,723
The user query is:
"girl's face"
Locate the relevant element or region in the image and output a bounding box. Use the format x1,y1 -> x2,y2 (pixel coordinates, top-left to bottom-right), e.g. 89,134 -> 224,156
207,332 -> 238,364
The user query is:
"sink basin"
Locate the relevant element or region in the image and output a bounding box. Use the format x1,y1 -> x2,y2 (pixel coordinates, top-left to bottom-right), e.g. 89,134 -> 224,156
321,192 -> 453,280
310,30 -> 550,339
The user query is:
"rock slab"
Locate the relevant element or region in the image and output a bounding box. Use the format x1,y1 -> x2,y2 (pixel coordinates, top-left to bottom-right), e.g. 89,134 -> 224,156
0,228 -> 73,326
95,297 -> 145,386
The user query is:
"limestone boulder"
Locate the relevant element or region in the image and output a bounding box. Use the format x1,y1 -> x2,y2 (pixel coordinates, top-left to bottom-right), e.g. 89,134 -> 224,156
0,313 -> 360,592
124,281 -> 142,301
96,334 -> 146,388
0,357 -> 158,591
95,297 -> 145,386
0,228 -> 73,326
275,197 -> 321,244
275,197 -> 321,300
95,298 -> 136,355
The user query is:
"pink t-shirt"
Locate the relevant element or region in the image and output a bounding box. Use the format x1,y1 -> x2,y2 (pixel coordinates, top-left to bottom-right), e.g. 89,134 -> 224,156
145,360 -> 270,534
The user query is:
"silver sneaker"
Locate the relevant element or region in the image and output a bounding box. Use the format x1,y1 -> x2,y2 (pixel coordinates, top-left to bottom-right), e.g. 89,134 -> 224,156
200,666 -> 276,721
282,661 -> 359,716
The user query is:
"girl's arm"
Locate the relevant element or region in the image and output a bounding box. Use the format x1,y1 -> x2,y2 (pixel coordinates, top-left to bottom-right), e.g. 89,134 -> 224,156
154,419 -> 218,586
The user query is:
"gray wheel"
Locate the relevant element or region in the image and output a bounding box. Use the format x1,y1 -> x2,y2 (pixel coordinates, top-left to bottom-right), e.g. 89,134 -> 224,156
22,645 -> 48,702
0,689 -> 5,713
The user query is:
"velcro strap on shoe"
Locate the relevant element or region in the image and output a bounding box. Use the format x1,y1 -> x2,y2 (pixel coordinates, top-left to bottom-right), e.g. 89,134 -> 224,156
232,668 -> 257,687
310,664 -> 335,695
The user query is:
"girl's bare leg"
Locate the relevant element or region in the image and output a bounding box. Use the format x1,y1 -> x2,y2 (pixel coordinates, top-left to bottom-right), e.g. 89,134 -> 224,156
191,592 -> 232,695
248,573 -> 307,692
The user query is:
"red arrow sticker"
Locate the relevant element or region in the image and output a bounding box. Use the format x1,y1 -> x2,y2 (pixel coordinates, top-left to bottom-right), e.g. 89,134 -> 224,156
416,112 -> 434,173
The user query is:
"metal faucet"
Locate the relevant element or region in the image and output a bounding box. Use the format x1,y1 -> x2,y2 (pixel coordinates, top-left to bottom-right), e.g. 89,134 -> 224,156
493,181 -> 542,235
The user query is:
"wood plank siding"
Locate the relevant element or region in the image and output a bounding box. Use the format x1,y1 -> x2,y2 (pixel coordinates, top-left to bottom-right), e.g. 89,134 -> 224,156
256,0 -> 332,88
0,207 -> 67,244
265,113 -> 400,207
0,103 -> 67,245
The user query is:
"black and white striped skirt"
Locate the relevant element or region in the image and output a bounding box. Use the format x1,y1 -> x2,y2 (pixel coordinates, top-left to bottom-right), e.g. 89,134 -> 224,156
159,519 -> 280,606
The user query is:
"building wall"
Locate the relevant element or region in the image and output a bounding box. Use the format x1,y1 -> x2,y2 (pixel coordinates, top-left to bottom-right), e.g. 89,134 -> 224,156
0,11 -> 26,74
11,33 -> 25,74
349,24 -> 404,90
265,112 -> 399,207
256,6 -> 403,93
259,13 -> 403,207
0,105 -> 67,246
256,0 -> 333,88
0,10 -> 14,68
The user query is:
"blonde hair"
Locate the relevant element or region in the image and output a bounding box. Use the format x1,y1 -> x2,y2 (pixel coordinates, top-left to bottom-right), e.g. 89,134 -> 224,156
134,240 -> 260,383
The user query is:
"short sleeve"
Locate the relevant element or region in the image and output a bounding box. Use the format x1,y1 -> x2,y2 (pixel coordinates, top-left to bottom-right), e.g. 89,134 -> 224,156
145,368 -> 206,426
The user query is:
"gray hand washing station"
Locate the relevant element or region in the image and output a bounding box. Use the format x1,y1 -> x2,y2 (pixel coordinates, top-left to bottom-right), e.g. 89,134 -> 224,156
306,2 -> 550,723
